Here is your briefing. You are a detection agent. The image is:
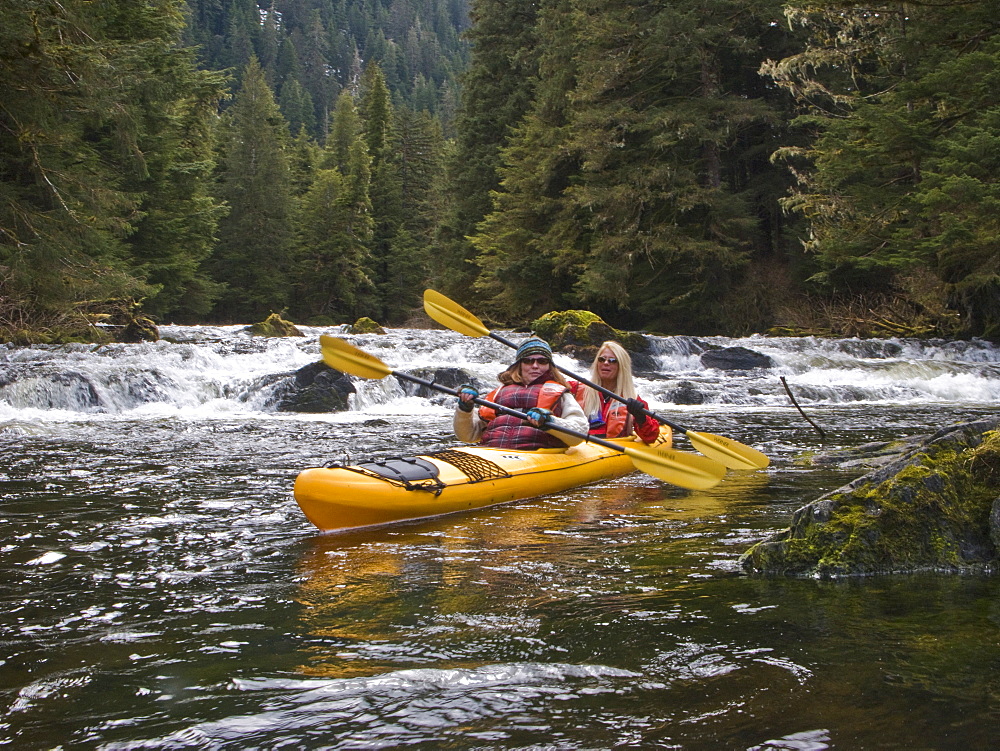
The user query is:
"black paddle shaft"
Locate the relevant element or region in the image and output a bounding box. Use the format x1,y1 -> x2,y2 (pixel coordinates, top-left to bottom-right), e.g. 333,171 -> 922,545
394,368 -> 626,454
488,331 -> 686,434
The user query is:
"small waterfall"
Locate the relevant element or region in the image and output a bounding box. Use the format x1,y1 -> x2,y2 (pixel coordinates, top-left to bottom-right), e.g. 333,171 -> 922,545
2,328 -> 1000,422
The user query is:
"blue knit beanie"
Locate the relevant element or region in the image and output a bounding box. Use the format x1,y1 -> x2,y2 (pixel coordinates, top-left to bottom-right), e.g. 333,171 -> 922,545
515,337 -> 552,361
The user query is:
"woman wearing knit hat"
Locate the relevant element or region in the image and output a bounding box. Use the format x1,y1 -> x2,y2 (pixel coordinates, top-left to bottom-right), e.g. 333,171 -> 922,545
454,337 -> 588,450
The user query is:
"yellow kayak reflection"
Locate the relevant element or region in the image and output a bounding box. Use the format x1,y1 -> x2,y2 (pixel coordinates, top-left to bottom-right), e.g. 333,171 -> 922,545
293,468 -> 769,679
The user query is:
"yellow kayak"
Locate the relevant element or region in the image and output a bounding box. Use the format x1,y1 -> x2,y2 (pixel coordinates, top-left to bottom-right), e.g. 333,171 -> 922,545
294,426 -> 672,532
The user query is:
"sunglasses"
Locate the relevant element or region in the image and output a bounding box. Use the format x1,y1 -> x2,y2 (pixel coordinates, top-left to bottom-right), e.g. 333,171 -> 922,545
521,356 -> 551,366
597,356 -> 618,364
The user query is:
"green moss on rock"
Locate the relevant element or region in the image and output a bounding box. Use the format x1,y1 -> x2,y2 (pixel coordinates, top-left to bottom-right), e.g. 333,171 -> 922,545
248,313 -> 304,337
120,316 -> 159,343
348,317 -> 386,335
530,310 -> 647,359
741,421 -> 1000,578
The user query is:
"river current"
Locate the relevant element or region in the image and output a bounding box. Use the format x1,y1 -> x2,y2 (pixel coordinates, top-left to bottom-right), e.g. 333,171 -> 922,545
2,325 -> 999,749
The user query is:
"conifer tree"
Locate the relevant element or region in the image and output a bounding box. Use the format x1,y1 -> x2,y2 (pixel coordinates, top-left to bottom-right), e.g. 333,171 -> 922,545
278,78 -> 318,137
290,140 -> 376,322
434,0 -> 541,301
288,128 -> 322,198
113,2 -> 229,322
327,89 -> 362,173
210,57 -> 294,322
383,106 -> 446,322
359,63 -> 408,321
472,0 -> 788,332
1,0 -> 222,336
470,0 -> 583,319
766,0 -> 1000,337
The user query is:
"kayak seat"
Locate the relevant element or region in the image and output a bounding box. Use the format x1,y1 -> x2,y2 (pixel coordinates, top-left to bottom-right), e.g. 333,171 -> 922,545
332,450 -> 513,496
341,457 -> 446,495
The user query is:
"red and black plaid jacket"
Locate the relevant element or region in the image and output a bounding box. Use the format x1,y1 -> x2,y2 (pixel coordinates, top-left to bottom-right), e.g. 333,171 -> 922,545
479,380 -> 567,450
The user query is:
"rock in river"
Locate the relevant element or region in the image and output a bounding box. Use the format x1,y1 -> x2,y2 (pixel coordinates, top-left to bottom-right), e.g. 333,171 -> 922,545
740,416 -> 1000,578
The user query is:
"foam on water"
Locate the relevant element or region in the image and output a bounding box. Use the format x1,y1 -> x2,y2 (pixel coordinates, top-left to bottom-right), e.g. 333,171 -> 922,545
2,327 -> 1000,425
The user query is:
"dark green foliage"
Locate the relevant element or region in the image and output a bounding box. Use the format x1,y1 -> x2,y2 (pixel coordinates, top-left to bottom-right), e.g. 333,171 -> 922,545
432,0 -> 542,301
0,0 -> 222,338
289,145 -> 376,323
8,0 -> 1000,337
470,0 -> 794,332
115,7 -> 229,323
382,107 -> 446,322
209,57 -> 294,321
184,0 -> 470,140
767,0 -> 1000,338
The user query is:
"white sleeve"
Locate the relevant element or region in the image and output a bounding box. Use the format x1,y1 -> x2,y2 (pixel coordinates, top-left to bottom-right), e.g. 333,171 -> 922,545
453,406 -> 485,443
546,392 -> 589,446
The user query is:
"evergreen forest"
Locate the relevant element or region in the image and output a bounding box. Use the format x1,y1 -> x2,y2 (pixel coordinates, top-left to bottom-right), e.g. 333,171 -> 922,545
2,0 -> 998,341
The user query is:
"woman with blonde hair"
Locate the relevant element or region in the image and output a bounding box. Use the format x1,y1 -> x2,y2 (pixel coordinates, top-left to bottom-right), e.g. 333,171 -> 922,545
570,341 -> 660,444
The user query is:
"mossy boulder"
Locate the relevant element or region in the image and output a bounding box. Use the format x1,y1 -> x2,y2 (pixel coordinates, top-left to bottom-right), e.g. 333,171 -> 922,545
530,310 -> 648,362
741,417 -> 1000,578
349,317 -> 386,335
119,315 -> 159,343
248,313 -> 304,337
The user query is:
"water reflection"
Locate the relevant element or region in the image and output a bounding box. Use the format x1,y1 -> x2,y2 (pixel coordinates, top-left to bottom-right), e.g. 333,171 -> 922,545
4,321 -> 1000,747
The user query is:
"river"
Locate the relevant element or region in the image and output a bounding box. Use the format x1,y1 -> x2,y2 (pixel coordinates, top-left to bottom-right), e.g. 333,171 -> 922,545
2,326 -> 999,749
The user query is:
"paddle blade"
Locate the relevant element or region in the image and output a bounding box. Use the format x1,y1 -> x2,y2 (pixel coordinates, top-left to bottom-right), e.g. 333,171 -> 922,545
685,430 -> 770,470
623,444 -> 727,490
319,335 -> 393,380
423,289 -> 490,337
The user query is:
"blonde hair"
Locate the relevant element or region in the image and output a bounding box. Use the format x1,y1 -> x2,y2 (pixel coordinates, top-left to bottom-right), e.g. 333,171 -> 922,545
580,341 -> 637,416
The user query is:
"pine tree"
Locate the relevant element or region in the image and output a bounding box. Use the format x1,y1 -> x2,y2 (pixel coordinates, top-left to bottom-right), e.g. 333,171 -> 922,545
288,128 -> 322,198
469,0 -> 583,320
359,62 -> 407,322
1,0 -> 219,336
767,0 -> 1000,337
434,0 -> 541,302
384,106 -> 446,322
290,140 -> 376,322
471,0 -> 787,331
562,0 -> 781,332
326,89 -> 362,173
209,57 -> 294,322
278,78 -> 318,137
112,1 -> 229,322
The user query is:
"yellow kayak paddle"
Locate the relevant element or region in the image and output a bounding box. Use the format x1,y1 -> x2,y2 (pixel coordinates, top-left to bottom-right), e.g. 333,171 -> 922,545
422,288 -> 770,470
319,335 -> 727,491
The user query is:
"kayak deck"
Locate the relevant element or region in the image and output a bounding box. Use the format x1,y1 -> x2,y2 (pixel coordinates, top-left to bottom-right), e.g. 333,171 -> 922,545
294,427 -> 672,532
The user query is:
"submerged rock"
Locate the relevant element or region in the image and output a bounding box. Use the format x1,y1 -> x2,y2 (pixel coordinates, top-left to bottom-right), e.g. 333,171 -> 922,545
666,380 -> 704,405
272,361 -> 355,413
701,346 -> 773,371
741,417 -> 1000,578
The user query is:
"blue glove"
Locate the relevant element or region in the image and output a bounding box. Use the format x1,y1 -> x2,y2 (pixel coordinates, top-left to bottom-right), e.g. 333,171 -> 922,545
626,397 -> 648,424
457,384 -> 478,412
525,407 -> 552,427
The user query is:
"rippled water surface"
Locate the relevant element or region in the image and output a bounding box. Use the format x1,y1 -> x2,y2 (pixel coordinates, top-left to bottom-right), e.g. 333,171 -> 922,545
2,327 -> 1000,748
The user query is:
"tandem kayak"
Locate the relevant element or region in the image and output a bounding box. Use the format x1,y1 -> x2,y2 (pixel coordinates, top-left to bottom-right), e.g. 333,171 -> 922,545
294,426 -> 673,532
